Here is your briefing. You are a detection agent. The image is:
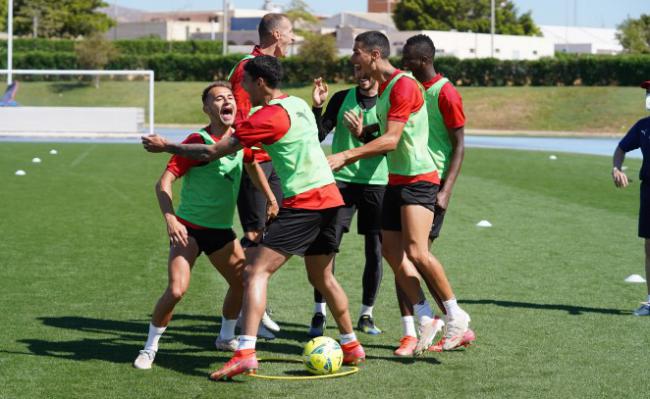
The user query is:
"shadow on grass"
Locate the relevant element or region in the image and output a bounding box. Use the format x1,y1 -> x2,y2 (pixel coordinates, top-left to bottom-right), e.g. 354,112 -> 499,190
461,299 -> 628,316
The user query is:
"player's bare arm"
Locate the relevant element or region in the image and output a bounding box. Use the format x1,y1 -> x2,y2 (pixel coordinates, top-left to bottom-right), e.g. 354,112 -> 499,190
155,170 -> 189,247
437,126 -> 465,210
328,120 -> 404,171
142,133 -> 243,162
244,161 -> 279,220
612,146 -> 629,188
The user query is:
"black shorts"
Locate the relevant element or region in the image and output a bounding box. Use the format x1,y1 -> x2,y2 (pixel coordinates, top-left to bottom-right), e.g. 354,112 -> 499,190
335,181 -> 385,237
382,182 -> 438,232
429,204 -> 446,241
237,161 -> 283,232
640,181 -> 650,238
182,226 -> 236,256
261,207 -> 341,256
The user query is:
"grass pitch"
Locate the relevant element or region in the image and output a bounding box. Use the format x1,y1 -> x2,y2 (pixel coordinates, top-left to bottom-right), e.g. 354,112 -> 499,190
1,143 -> 649,398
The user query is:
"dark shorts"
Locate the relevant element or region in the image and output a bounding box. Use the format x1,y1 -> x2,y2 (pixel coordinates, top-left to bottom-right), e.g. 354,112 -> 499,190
237,161 -> 283,233
182,226 -> 236,256
261,207 -> 341,257
429,204 -> 446,241
640,181 -> 650,238
382,182 -> 438,232
335,181 -> 385,238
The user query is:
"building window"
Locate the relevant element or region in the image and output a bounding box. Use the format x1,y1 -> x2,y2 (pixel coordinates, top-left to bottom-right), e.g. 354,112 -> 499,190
469,48 -> 475,53
495,48 -> 500,53
533,50 -> 538,55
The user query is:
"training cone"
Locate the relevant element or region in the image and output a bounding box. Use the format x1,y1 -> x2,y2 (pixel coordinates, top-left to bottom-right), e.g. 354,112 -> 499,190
15,170 -> 26,176
49,149 -> 58,155
625,274 -> 646,283
549,155 -> 557,160
476,220 -> 492,227
32,157 -> 42,163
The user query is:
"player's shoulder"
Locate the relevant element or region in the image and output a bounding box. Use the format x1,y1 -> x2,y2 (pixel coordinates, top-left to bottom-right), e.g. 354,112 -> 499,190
182,132 -> 206,144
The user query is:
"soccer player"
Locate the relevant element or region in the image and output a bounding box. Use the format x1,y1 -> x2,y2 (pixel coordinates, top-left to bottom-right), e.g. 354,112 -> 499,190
308,69 -> 387,336
142,56 -> 366,380
134,82 -> 279,370
327,31 -> 472,355
612,80 -> 650,316
391,34 -> 474,355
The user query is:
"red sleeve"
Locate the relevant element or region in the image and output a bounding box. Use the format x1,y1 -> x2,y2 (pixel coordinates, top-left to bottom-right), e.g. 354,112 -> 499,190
230,59 -> 252,125
387,77 -> 424,123
165,133 -> 206,177
243,147 -> 254,163
438,83 -> 466,129
234,105 -> 290,147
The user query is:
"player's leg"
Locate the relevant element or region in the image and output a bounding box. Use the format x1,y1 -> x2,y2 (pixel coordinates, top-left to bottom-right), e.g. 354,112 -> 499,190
134,237 -> 199,369
393,276 -> 418,356
635,182 -> 650,316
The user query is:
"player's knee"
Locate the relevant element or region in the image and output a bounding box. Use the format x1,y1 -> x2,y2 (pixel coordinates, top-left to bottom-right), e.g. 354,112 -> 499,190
168,285 -> 187,302
405,246 -> 428,267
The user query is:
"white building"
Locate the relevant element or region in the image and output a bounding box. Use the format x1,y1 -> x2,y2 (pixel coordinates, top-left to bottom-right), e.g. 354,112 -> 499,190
540,25 -> 623,55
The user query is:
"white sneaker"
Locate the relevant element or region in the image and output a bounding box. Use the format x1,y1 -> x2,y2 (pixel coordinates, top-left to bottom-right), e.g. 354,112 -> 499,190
442,311 -> 471,350
257,323 -> 276,340
262,311 -> 281,332
214,336 -> 238,351
414,316 -> 445,356
133,349 -> 156,369
634,302 -> 650,316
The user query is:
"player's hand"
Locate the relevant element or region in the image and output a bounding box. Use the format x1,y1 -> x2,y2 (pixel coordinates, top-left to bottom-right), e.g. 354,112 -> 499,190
141,134 -> 168,153
327,153 -> 347,172
612,167 -> 629,188
166,216 -> 189,247
312,77 -> 329,108
343,110 -> 364,139
266,198 -> 279,221
436,190 -> 450,210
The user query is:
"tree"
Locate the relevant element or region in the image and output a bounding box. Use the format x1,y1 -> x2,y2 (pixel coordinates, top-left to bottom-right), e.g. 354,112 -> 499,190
0,0 -> 6,32
75,33 -> 118,87
617,14 -> 650,54
393,0 -> 540,36
13,0 -> 114,38
284,0 -> 319,25
299,32 -> 337,63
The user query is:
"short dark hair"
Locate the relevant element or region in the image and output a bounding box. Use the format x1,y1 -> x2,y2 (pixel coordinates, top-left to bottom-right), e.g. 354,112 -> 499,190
243,55 -> 283,89
202,81 -> 232,104
405,34 -> 436,61
258,13 -> 289,42
355,31 -> 391,58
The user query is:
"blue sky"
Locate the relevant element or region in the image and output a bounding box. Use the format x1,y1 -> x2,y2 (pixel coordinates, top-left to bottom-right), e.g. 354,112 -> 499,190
115,0 -> 648,28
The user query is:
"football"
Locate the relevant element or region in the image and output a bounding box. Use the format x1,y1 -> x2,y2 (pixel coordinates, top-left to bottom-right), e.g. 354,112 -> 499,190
302,336 -> 343,375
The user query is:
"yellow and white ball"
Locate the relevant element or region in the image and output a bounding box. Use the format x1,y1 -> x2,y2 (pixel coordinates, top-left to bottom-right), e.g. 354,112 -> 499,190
302,336 -> 343,375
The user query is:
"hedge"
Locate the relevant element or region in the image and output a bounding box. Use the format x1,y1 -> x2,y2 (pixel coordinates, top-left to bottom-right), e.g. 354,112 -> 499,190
1,50 -> 649,86
0,38 -> 223,55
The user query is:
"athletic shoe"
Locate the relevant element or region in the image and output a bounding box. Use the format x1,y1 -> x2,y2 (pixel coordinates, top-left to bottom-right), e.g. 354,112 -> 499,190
257,323 -> 276,340
262,310 -> 281,333
634,302 -> 650,316
357,315 -> 382,335
394,336 -> 418,357
429,328 -> 476,352
441,311 -> 471,351
209,350 -> 258,381
308,312 -> 326,337
214,336 -> 238,352
133,349 -> 156,370
341,341 -> 366,365
414,316 -> 445,356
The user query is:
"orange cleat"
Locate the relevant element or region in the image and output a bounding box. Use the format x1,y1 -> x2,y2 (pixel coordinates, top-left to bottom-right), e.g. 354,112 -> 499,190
429,328 -> 476,352
209,350 -> 258,381
341,341 -> 366,365
394,335 -> 418,357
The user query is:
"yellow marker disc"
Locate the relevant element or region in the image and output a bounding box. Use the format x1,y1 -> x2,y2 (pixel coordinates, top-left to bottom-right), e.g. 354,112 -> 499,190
246,357 -> 360,381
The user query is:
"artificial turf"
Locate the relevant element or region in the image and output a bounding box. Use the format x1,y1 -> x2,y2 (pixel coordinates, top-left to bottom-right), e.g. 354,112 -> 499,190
1,143 -> 648,398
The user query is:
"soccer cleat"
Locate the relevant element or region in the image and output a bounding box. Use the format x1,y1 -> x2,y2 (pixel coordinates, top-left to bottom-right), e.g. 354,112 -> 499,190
394,335 -> 418,357
214,336 -> 238,352
414,316 -> 445,356
441,311 -> 471,351
209,350 -> 258,381
341,341 -> 366,365
308,312 -> 326,337
357,315 -> 382,335
429,328 -> 476,352
133,349 -> 156,370
634,302 -> 650,316
262,310 -> 281,333
257,323 -> 276,340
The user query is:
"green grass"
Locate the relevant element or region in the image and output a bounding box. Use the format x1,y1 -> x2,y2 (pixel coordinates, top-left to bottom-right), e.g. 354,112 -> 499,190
1,143 -> 649,398
11,81 -> 646,133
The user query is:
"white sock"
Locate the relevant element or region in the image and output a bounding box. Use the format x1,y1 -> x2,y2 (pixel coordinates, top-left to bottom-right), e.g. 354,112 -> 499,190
237,335 -> 257,351
443,298 -> 462,319
413,300 -> 434,325
339,332 -> 357,345
219,317 -> 237,340
314,302 -> 327,315
359,304 -> 373,317
401,316 -> 417,337
144,323 -> 167,352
